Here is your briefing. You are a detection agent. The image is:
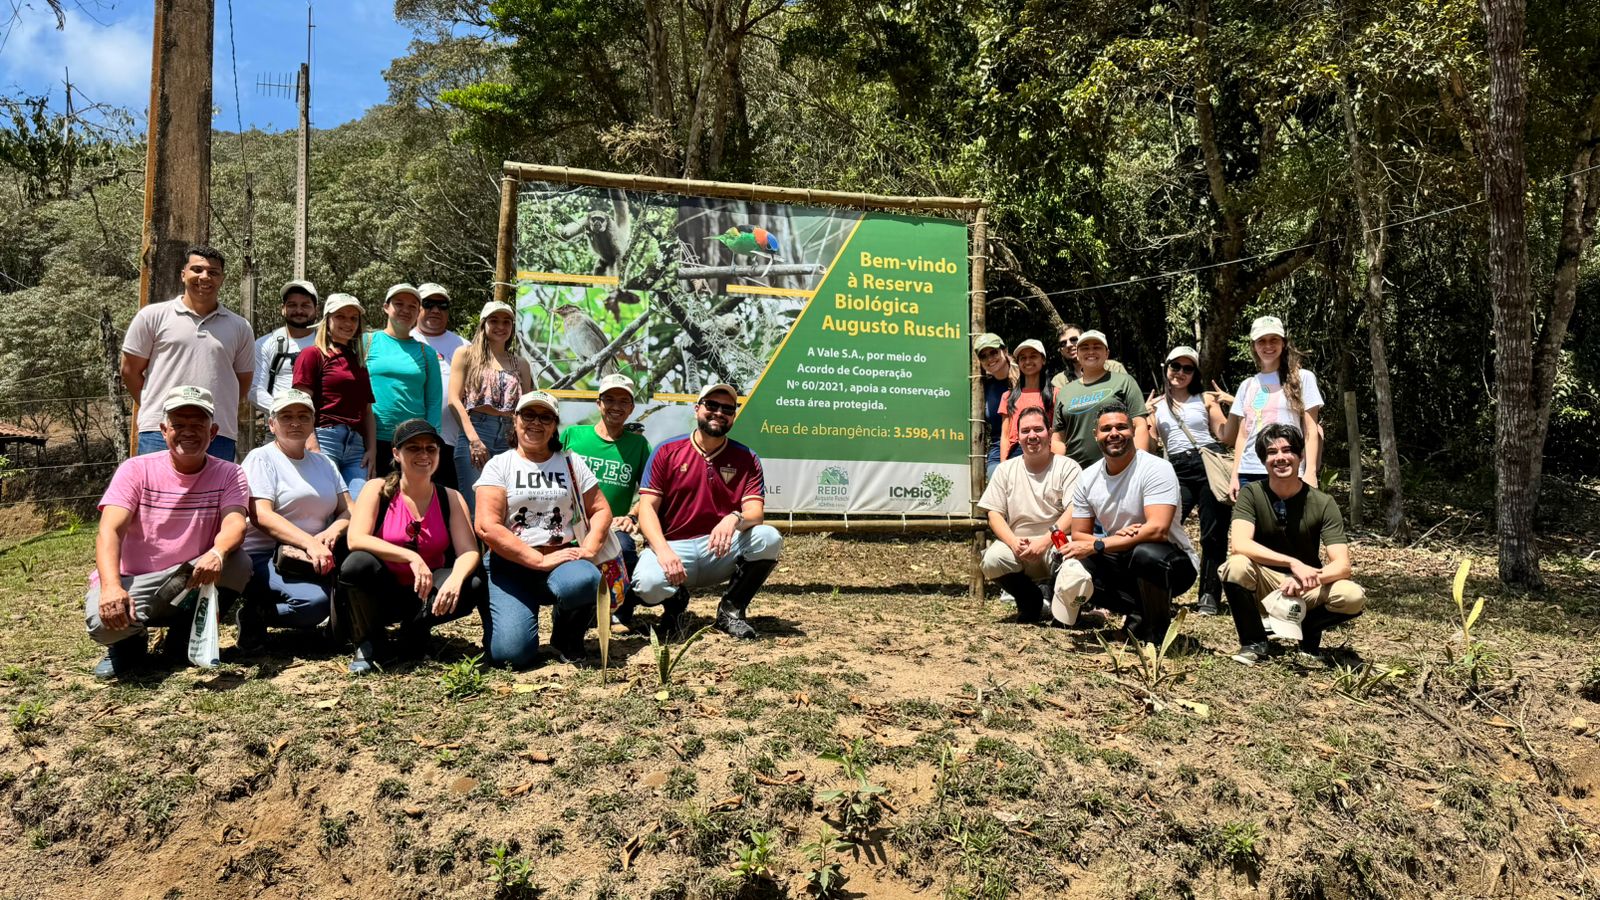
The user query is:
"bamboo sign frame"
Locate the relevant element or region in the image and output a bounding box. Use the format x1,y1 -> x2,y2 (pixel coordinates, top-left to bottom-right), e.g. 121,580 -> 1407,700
494,162 -> 991,603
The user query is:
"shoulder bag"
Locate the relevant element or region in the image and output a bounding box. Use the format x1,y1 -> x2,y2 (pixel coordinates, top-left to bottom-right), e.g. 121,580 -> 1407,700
1170,404 -> 1234,506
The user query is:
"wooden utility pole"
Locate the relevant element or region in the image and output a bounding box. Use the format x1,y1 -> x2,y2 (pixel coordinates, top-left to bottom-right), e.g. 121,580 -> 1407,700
135,0 -> 214,451
293,5 -> 312,279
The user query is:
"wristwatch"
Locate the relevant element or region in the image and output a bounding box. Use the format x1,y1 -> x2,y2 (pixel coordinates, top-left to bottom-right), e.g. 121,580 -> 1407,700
1093,539 -> 1105,555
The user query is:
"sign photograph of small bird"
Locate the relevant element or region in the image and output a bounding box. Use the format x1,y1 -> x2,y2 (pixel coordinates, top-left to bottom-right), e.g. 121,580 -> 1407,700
553,302 -> 627,378
711,224 -> 785,277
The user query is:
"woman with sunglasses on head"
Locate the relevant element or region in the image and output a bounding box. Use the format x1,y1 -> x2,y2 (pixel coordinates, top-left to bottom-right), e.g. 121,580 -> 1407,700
473,391 -> 608,669
293,293 -> 376,496
338,419 -> 484,674
447,301 -> 533,519
368,284 -> 444,480
973,333 -> 1015,479
1150,347 -> 1229,615
997,339 -> 1059,462
1226,316 -> 1323,501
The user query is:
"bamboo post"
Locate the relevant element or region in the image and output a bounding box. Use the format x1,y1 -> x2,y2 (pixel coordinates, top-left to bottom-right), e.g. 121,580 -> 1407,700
969,207 -> 989,605
494,174 -> 518,303
1344,390 -> 1362,529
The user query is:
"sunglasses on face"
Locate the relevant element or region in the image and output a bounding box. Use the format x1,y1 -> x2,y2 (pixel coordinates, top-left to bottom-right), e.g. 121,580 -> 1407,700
518,411 -> 559,425
1168,362 -> 1197,374
421,299 -> 450,310
1060,336 -> 1079,346
405,519 -> 422,550
701,399 -> 738,416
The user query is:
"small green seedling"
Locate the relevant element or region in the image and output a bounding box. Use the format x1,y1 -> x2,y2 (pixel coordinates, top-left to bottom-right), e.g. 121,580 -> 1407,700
730,828 -> 778,881
648,624 -> 711,700
440,654 -> 488,700
801,825 -> 853,897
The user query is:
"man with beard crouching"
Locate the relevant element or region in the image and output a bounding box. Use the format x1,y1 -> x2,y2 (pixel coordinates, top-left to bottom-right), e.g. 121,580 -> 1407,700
978,406 -> 1082,623
1053,401 -> 1198,642
631,383 -> 783,640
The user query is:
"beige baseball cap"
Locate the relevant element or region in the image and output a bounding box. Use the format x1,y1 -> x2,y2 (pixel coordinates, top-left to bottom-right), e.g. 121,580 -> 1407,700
1076,330 -> 1108,349
417,282 -> 450,301
280,279 -> 318,301
597,373 -> 636,399
1249,316 -> 1286,342
324,293 -> 362,315
479,300 -> 515,320
1013,339 -> 1048,358
973,332 -> 1005,353
697,383 -> 739,404
269,388 -> 315,416
1166,346 -> 1200,366
162,385 -> 215,415
515,391 -> 561,415
384,283 -> 420,304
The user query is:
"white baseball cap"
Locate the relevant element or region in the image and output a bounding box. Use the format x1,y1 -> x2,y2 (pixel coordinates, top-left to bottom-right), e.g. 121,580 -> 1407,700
515,391 -> 561,415
418,282 -> 450,301
269,388 -> 315,416
1076,330 -> 1109,349
1261,590 -> 1306,641
1166,346 -> 1200,366
697,383 -> 739,404
280,279 -> 318,301
973,332 -> 1005,353
1250,316 -> 1286,342
1013,339 -> 1048,358
162,385 -> 215,416
384,283 -> 420,303
597,373 -> 636,399
479,300 -> 515,320
324,293 -> 362,315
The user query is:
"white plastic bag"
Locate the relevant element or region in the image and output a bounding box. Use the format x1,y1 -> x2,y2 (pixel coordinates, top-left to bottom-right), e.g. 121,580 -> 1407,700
187,583 -> 221,668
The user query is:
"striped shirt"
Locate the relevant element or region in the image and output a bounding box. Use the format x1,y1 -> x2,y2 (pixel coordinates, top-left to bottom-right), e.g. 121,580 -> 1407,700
98,453 -> 250,576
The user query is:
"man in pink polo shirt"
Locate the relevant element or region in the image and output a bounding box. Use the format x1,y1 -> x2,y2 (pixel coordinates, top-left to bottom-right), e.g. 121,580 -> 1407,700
633,383 -> 783,640
84,385 -> 252,679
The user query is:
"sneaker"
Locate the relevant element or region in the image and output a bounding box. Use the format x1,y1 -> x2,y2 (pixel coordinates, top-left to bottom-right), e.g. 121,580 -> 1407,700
348,641 -> 376,675
1295,650 -> 1329,670
1231,642 -> 1270,666
235,600 -> 267,654
1195,593 -> 1220,617
92,637 -> 149,680
1261,591 -> 1307,642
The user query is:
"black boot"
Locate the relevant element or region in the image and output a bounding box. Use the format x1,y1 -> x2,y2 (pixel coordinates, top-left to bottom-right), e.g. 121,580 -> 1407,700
612,591 -> 639,631
716,558 -> 776,639
997,573 -> 1045,624
657,588 -> 692,641
549,605 -> 592,662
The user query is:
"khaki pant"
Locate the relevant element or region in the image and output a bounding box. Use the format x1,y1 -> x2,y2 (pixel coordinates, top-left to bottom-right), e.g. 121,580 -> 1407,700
1218,554 -> 1365,615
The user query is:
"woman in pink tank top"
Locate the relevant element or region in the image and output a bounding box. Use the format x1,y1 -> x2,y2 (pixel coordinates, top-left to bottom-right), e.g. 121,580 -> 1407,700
338,418 -> 485,674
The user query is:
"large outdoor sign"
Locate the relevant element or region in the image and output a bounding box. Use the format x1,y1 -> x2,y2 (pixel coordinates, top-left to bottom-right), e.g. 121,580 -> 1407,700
512,182 -> 971,514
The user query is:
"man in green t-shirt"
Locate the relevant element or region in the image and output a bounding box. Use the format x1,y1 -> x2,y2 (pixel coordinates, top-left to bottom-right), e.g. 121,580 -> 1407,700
562,373 -> 651,622
1050,330 -> 1148,469
1221,423 -> 1366,667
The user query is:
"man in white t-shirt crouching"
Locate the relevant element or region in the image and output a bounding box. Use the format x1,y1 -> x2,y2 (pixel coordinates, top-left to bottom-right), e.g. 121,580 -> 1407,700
1053,401 -> 1199,642
977,406 -> 1082,623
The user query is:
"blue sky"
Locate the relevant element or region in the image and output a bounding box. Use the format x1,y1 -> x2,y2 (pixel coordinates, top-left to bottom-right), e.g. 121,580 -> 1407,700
0,1 -> 417,131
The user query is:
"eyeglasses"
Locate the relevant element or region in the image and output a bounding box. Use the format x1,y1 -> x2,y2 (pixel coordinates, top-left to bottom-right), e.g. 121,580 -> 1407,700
517,411 -> 559,425
700,399 -> 738,416
421,299 -> 450,310
1059,336 -> 1079,346
405,519 -> 422,550
1168,362 -> 1197,374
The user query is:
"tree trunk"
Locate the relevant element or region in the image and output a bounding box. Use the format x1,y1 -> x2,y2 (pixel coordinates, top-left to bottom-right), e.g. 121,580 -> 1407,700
1337,81 -> 1407,537
642,0 -> 678,176
1478,0 -> 1540,587
681,0 -> 727,179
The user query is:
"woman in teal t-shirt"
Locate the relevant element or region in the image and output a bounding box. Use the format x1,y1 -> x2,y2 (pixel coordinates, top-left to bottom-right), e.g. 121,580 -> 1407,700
368,283 -> 442,478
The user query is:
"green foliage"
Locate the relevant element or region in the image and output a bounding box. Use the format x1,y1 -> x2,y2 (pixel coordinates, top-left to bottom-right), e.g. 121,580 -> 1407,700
729,828 -> 777,881
800,825 -> 853,898
818,738 -> 888,840
439,655 -> 489,700
648,624 -> 711,700
11,700 -> 48,744
1333,661 -> 1410,700
484,842 -> 538,899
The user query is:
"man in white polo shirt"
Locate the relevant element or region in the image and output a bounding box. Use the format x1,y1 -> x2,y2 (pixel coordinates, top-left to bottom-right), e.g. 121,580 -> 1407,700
121,245 -> 255,461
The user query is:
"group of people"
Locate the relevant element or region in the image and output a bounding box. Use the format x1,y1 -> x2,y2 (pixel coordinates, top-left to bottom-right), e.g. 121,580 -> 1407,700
86,246 -> 784,679
975,320 -> 1365,666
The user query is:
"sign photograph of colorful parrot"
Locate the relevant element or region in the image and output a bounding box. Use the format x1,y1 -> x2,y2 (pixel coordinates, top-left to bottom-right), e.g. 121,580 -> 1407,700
510,177 -> 974,515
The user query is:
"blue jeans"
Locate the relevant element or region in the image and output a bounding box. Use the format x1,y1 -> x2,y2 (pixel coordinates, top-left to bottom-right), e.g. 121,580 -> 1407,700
315,424 -> 369,497
632,525 -> 783,605
455,411 -> 515,520
139,431 -> 236,462
482,553 -> 601,669
247,550 -> 333,628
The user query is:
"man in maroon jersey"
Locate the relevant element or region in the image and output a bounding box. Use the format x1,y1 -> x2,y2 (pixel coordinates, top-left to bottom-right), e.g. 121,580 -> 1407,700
633,384 -> 783,640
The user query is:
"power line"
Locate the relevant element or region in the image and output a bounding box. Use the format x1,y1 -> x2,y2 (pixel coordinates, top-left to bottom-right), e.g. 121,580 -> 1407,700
0,460 -> 119,474
990,160 -> 1600,304
1,365 -> 100,388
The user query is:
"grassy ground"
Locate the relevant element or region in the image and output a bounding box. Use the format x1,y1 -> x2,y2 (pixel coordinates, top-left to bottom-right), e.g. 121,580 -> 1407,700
2,526 -> 1599,900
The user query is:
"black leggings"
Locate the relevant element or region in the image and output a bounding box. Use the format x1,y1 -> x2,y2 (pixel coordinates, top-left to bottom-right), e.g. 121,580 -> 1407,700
1169,450 -> 1227,600
1081,542 -> 1198,642
336,550 -> 484,645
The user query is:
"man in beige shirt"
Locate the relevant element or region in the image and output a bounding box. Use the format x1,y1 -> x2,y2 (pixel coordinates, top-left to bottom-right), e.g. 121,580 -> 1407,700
978,405 -> 1083,624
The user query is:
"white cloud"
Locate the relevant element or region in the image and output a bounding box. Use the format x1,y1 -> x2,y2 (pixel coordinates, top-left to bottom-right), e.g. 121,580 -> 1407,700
1,9 -> 152,110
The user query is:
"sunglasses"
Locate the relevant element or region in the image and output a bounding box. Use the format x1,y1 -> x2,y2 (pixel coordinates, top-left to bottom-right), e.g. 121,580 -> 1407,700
1168,362 -> 1197,374
421,299 -> 450,310
1059,336 -> 1079,346
518,411 -> 559,425
701,399 -> 738,416
405,519 -> 422,550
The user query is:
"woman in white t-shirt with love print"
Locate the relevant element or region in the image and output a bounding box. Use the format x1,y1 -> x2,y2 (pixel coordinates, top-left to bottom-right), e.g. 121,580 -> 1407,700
1148,347 -> 1229,616
1226,316 -> 1323,500
473,391 -> 611,669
